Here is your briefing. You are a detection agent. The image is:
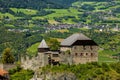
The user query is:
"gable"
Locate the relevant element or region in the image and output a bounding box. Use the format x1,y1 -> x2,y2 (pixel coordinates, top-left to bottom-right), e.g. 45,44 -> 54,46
72,40 -> 98,46
61,33 -> 92,47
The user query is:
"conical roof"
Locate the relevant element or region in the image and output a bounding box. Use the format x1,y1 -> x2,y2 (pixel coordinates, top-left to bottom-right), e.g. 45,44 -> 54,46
38,39 -> 49,48
61,33 -> 91,46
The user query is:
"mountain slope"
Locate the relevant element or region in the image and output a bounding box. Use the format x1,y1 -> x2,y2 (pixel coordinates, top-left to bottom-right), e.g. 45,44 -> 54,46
0,0 -> 77,9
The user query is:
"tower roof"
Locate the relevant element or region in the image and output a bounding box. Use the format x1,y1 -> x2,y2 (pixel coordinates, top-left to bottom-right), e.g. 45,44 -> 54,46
61,33 -> 91,46
38,39 -> 49,48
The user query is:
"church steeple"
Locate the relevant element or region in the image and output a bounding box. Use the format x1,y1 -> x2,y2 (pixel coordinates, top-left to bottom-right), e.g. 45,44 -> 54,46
38,39 -> 49,52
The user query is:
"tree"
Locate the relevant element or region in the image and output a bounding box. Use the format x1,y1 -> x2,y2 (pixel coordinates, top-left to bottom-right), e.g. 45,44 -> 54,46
48,38 -> 60,51
1,48 -> 15,64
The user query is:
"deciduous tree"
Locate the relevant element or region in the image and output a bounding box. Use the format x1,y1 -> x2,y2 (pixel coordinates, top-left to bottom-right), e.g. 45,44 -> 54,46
2,48 -> 15,64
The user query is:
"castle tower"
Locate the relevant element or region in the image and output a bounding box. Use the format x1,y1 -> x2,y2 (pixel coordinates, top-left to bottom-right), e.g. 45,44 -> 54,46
38,39 -> 49,52
38,39 -> 50,67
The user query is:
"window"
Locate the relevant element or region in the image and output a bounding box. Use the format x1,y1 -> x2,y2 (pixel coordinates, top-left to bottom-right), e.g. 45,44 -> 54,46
80,53 -> 83,56
75,53 -> 78,56
86,53 -> 88,56
91,53 -> 94,57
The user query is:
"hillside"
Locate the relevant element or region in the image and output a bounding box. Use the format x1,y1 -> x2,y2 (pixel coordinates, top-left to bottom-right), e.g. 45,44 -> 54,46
0,0 -> 120,28
0,0 -> 120,61
0,0 -> 77,9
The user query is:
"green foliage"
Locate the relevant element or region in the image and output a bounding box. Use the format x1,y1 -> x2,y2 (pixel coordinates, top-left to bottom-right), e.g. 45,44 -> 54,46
65,50 -> 71,54
9,66 -> 22,75
1,48 -> 15,64
110,62 -> 120,73
9,66 -> 33,80
10,69 -> 34,80
47,38 -> 60,51
101,63 -> 111,71
0,0 -> 76,10
43,62 -> 120,80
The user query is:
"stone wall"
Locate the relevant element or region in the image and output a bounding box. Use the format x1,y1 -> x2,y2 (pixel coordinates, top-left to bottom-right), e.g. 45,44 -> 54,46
60,45 -> 99,65
21,52 -> 49,70
0,63 -> 16,71
21,56 -> 40,70
60,47 -> 71,52
72,45 -> 99,64
21,45 -> 99,70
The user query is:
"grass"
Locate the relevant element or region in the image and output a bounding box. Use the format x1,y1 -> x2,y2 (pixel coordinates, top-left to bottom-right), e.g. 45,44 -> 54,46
27,42 -> 40,56
10,8 -> 37,15
98,50 -> 118,63
55,29 -> 69,33
0,12 -> 15,19
31,8 -> 82,24
1,1 -> 120,26
48,19 -> 59,24
45,8 -> 80,18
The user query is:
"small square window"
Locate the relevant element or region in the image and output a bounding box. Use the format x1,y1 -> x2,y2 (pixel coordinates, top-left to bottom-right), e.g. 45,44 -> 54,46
80,53 -> 83,56
86,53 -> 88,55
75,53 -> 78,56
91,53 -> 94,56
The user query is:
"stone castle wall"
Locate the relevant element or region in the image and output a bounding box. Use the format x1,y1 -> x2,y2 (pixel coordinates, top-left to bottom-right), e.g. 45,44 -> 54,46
21,45 -> 99,70
60,45 -> 99,64
21,52 -> 49,70
0,63 -> 16,71
60,47 -> 71,52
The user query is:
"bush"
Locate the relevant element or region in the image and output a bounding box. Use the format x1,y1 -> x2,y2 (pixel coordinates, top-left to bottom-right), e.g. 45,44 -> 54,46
95,68 -> 103,75
102,63 -> 111,72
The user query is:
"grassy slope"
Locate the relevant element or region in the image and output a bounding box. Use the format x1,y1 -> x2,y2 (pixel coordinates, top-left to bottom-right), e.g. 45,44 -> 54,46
1,1 -> 120,25
10,8 -> 37,15
98,50 -> 118,63
27,42 -> 40,56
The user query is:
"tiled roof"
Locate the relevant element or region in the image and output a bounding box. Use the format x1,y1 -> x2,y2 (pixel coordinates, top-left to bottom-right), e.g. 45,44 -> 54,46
0,69 -> 8,76
38,39 -> 49,48
61,33 -> 91,46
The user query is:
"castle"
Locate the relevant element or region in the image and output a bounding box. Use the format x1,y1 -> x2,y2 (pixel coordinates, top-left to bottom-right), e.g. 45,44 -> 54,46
21,33 -> 99,70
